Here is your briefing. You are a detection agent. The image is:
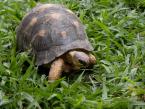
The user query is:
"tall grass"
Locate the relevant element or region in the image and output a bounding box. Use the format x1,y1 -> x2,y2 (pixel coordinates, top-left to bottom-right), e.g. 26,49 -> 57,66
0,0 -> 145,108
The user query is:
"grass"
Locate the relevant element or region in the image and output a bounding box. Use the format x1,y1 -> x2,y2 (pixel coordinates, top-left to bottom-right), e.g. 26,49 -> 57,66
0,0 -> 145,108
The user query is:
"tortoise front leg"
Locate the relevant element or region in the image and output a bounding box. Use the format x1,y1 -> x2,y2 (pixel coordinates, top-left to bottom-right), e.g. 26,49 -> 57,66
48,58 -> 64,80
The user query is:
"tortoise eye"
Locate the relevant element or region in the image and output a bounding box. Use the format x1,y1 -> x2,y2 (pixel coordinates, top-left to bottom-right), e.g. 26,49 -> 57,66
79,60 -> 87,66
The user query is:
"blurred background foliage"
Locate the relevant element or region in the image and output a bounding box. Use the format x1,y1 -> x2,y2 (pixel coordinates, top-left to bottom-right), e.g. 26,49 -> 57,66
0,0 -> 145,108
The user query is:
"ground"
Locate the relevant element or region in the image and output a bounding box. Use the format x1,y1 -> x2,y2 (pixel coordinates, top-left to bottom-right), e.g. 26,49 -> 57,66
0,0 -> 145,109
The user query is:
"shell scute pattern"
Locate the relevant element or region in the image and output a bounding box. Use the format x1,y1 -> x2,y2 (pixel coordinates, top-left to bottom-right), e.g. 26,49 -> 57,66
16,4 -> 93,65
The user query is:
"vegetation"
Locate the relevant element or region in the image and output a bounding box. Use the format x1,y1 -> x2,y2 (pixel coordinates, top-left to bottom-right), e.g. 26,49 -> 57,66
0,0 -> 145,108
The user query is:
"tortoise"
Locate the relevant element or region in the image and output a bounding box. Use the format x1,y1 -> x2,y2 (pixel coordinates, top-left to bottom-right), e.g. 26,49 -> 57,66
16,4 -> 96,80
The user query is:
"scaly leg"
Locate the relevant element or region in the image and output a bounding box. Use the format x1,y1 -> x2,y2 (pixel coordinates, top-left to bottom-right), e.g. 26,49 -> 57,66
48,58 -> 64,80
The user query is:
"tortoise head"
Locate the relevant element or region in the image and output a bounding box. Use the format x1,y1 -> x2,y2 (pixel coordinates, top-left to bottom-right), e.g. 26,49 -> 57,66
66,50 -> 96,70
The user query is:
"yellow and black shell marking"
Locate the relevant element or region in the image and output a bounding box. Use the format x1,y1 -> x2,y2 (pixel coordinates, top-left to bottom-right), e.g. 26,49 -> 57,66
16,4 -> 93,65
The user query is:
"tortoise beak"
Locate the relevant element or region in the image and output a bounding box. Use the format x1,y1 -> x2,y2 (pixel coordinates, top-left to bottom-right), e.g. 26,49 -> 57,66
88,54 -> 96,65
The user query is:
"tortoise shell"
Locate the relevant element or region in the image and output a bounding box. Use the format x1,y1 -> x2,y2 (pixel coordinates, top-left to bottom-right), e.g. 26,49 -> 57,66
16,4 -> 93,65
